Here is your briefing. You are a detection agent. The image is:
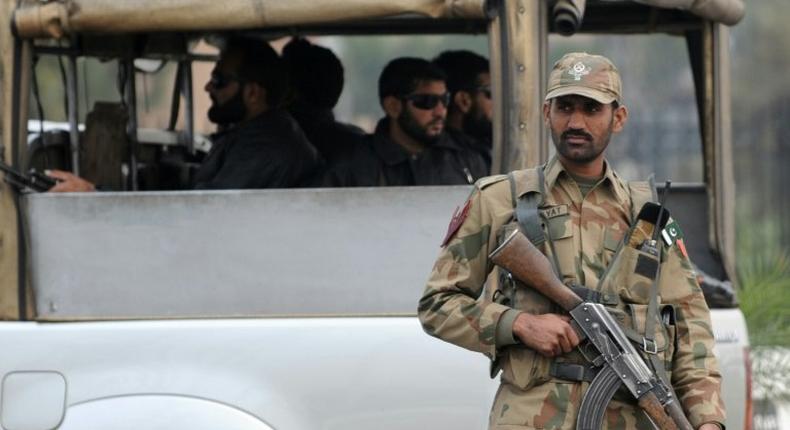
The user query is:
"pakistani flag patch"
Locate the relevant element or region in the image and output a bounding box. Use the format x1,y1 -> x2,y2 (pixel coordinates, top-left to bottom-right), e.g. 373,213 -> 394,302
661,219 -> 689,258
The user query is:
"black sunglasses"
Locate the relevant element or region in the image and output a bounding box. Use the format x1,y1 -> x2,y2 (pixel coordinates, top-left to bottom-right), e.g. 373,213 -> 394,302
402,92 -> 451,110
209,71 -> 243,90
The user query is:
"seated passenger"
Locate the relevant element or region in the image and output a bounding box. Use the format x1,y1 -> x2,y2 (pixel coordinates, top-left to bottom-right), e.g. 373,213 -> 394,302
323,57 -> 487,187
282,37 -> 364,164
432,50 -> 493,170
48,36 -> 321,192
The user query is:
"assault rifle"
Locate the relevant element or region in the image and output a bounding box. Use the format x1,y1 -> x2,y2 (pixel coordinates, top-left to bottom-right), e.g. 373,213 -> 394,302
0,159 -> 56,192
489,229 -> 693,430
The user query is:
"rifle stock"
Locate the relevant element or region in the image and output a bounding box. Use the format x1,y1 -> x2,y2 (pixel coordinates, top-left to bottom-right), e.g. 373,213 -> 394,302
639,392 -> 681,430
489,230 -> 582,311
489,229 -> 694,430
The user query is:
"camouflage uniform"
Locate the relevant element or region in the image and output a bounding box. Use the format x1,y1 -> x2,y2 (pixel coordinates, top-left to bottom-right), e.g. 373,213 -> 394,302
418,154 -> 726,429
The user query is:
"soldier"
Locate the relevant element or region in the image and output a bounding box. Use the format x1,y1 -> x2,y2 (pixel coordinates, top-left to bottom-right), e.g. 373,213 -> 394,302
418,53 -> 725,430
282,37 -> 365,164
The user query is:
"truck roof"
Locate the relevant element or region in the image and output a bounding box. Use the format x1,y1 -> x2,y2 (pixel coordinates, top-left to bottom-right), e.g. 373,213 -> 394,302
12,0 -> 745,40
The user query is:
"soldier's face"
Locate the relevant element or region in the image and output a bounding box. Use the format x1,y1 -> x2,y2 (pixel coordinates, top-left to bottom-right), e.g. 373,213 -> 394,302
397,80 -> 448,144
544,95 -> 627,166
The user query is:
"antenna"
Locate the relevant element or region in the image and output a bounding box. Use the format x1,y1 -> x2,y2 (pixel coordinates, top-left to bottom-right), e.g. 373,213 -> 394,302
652,180 -> 672,242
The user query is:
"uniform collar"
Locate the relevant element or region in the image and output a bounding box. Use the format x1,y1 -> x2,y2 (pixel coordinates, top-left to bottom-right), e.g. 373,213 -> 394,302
542,155 -> 630,204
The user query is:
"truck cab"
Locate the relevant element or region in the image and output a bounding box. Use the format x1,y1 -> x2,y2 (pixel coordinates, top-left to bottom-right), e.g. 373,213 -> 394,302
0,1 -> 750,429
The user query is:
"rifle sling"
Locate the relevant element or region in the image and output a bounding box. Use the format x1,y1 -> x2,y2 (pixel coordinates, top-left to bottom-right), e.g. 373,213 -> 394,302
507,167 -> 562,278
643,243 -> 676,391
510,168 -> 547,246
569,285 -> 619,306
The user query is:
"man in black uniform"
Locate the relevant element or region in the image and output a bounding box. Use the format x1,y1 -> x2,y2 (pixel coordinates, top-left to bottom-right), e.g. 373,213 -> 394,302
282,37 -> 364,164
324,57 -> 487,187
48,37 -> 321,191
193,36 -> 321,189
433,50 -> 493,170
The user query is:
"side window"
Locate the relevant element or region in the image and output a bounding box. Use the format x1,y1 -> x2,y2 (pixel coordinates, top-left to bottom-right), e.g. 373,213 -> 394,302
330,35 -> 488,132
27,32 -> 493,191
29,55 -> 121,126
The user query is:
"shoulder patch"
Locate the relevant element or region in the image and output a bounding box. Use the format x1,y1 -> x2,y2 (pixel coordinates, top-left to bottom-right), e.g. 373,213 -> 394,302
441,198 -> 473,247
476,174 -> 508,190
661,218 -> 689,258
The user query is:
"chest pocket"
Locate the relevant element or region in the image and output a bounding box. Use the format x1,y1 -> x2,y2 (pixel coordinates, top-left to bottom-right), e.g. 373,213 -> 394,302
544,211 -> 577,282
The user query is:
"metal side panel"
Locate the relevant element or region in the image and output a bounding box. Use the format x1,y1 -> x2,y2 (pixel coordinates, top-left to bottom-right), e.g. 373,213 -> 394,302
0,318 -> 498,430
23,186 -> 471,319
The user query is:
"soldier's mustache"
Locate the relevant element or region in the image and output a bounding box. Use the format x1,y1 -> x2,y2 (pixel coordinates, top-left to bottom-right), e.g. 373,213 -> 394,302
561,130 -> 593,142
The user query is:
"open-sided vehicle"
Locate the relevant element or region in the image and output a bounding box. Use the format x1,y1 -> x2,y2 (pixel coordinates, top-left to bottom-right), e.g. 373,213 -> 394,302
0,1 -> 750,429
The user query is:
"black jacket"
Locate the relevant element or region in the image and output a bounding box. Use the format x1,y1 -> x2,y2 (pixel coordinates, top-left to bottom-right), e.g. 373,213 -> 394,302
446,127 -> 492,172
324,118 -> 488,187
291,106 -> 365,164
192,110 -> 321,189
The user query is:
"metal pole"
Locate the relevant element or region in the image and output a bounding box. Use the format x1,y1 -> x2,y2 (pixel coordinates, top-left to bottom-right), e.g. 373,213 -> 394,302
492,0 -> 547,172
182,60 -> 194,154
65,53 -> 80,175
487,2 -> 504,174
168,62 -> 183,131
124,59 -> 139,190
712,23 -> 737,288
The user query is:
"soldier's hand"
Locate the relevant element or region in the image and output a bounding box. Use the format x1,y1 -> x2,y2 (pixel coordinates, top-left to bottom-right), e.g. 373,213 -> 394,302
46,169 -> 96,193
511,312 -> 580,357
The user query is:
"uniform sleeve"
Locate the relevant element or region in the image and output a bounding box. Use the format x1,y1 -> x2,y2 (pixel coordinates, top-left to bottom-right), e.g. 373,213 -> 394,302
661,243 -> 727,428
417,186 -> 513,359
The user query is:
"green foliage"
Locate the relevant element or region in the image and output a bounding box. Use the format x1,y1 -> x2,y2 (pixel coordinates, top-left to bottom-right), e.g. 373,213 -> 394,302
737,227 -> 790,347
737,216 -> 790,400
739,255 -> 790,348
732,2 -> 790,399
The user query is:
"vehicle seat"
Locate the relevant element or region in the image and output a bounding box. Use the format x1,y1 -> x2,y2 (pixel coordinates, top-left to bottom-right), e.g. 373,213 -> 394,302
26,129 -> 71,173
79,102 -> 130,190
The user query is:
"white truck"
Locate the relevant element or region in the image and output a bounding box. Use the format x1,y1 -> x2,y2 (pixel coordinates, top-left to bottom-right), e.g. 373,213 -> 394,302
0,1 -> 751,429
